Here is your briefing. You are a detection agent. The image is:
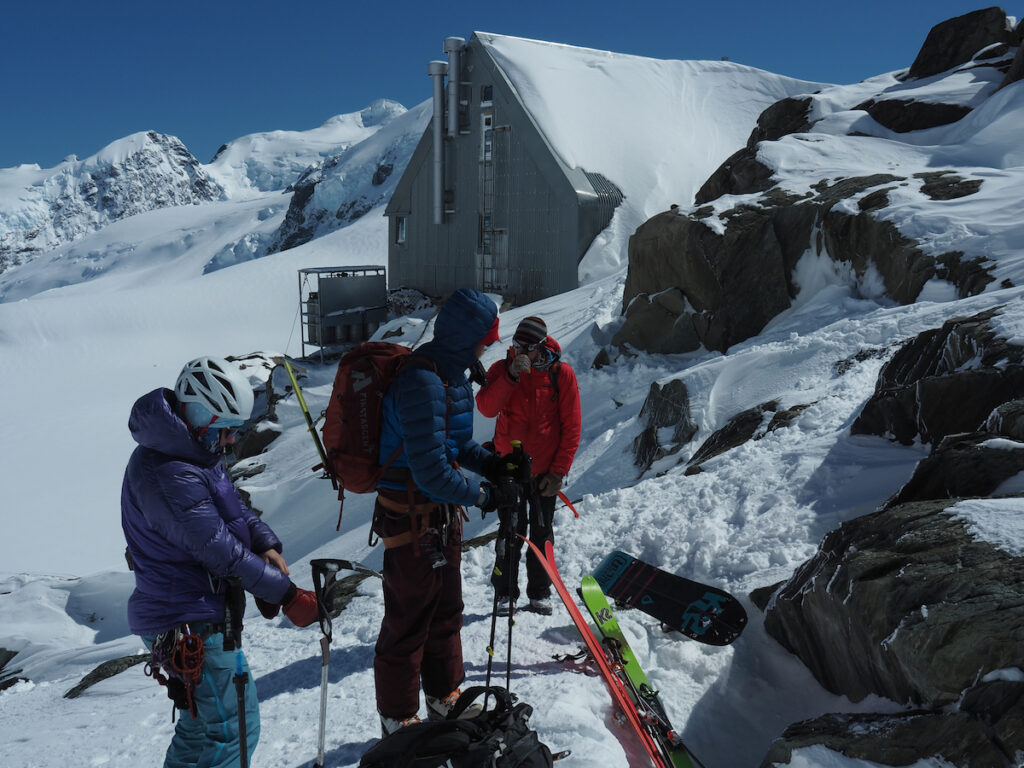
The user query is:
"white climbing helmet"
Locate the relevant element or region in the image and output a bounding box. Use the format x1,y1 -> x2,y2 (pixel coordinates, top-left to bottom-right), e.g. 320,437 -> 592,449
174,356 -> 254,429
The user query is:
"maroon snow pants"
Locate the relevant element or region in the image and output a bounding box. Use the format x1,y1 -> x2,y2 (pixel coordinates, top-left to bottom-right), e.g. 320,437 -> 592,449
373,491 -> 465,719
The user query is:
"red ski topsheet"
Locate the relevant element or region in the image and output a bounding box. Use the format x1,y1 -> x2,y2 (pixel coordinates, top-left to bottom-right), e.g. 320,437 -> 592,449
522,537 -> 671,768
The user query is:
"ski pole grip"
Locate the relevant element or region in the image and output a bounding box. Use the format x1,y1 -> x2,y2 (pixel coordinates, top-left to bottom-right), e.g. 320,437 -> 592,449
509,440 -> 531,486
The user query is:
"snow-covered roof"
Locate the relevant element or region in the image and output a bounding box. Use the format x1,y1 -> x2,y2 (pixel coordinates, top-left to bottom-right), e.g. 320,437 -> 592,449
475,32 -> 826,279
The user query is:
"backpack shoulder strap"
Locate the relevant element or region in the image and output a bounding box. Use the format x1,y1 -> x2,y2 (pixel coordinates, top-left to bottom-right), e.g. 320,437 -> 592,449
548,361 -> 560,402
451,685 -> 513,718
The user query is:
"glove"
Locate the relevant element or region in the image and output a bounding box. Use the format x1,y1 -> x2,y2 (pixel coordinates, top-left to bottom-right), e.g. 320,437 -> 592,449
282,583 -> 318,628
479,477 -> 519,514
537,473 -> 563,497
511,354 -> 532,377
255,596 -> 281,620
481,451 -> 508,483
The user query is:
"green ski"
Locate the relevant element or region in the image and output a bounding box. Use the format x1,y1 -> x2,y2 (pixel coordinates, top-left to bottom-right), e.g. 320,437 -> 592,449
580,575 -> 702,768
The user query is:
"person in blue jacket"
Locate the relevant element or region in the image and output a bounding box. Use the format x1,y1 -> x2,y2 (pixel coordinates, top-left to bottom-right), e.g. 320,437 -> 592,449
122,355 -> 318,768
373,288 -> 517,735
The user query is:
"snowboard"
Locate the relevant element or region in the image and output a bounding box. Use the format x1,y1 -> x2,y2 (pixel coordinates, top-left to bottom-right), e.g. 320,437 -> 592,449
580,575 -> 699,768
591,551 -> 747,646
521,537 -> 674,768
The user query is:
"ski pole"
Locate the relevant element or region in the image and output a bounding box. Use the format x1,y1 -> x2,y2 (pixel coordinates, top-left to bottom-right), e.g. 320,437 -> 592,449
484,518 -> 509,699
223,578 -> 249,768
506,442 -> 532,690
281,358 -> 337,490
310,559 -> 381,767
484,473 -> 522,702
234,654 -> 249,768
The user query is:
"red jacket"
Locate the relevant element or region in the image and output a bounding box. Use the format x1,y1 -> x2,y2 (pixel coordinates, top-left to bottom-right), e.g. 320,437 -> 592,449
476,338 -> 581,477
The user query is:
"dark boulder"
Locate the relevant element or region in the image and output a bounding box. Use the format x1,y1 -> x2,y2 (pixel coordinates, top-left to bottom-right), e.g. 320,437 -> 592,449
619,169 -> 995,355
694,147 -> 775,205
987,398 -> 1024,440
1000,33 -> 1024,89
853,98 -> 972,132
852,308 -> 1024,445
888,431 -> 1024,506
915,170 -> 983,201
907,7 -> 1015,80
747,96 -> 815,145
64,654 -> 150,699
761,707 -> 1017,768
632,378 -> 698,471
696,97 -> 814,205
621,199 -> 813,353
612,288 -> 701,355
763,498 -> 1024,710
684,401 -> 808,475
686,401 -> 777,474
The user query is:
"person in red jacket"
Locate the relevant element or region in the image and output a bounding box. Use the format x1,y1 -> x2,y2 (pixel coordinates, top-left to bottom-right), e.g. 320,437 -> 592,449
476,316 -> 582,615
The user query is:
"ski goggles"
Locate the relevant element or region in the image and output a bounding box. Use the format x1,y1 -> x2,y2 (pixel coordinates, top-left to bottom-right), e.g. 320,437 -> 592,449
512,339 -> 542,352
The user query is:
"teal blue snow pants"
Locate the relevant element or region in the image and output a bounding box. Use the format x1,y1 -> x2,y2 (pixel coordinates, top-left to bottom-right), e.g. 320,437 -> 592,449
144,624 -> 260,768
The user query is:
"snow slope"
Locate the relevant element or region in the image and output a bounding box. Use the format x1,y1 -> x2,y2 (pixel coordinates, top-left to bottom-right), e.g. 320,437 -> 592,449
2,39 -> 1024,768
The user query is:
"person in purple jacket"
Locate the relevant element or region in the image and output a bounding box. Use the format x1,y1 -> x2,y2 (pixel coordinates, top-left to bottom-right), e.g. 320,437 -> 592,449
122,355 -> 318,768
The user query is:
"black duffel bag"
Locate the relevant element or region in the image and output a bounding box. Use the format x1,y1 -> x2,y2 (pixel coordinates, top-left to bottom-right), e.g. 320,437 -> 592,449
359,685 -> 554,768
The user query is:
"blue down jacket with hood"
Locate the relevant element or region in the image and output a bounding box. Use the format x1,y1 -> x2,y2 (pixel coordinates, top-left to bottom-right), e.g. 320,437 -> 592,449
378,288 -> 496,506
121,388 -> 293,635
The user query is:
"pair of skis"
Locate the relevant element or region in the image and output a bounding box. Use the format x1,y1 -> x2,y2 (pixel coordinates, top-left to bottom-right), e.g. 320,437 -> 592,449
525,540 -> 724,768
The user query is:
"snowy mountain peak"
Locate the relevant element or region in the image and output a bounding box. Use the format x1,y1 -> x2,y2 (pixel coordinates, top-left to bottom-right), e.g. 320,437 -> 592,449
204,100 -> 408,196
0,131 -> 221,274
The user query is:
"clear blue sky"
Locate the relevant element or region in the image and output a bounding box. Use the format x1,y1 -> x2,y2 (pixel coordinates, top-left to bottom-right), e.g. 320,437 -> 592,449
0,1 -> 1014,169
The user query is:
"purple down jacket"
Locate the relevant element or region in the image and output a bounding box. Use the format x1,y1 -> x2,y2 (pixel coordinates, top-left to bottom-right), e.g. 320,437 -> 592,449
121,388 -> 292,635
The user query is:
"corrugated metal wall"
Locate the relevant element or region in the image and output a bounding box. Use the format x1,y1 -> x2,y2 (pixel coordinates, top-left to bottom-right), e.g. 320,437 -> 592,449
387,35 -> 619,304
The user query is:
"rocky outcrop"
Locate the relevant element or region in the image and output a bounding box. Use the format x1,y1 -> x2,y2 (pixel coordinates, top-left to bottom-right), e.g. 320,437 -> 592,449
762,707 -> 1018,768
632,379 -> 698,471
765,498 -> 1024,706
820,198 -> 993,304
63,655 -> 149,699
761,498 -> 1024,766
618,194 -> 812,353
887,430 -> 1024,507
1001,22 -> 1024,88
617,8 -> 1015,357
757,308 -> 1024,766
618,172 -> 991,353
631,389 -> 811,476
851,99 -> 972,133
906,7 -> 1017,80
851,308 -> 1024,445
269,151 -> 401,252
694,96 -> 814,206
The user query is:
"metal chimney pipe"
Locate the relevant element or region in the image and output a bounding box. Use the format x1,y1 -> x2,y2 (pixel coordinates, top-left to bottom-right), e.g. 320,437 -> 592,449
428,60 -> 448,225
443,37 -> 465,139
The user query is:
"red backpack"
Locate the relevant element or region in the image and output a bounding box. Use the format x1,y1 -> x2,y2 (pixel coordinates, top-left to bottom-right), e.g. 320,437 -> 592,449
321,342 -> 437,527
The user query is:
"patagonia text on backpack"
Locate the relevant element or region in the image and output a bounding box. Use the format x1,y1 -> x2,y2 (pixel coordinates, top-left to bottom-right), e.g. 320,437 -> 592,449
358,686 -> 554,768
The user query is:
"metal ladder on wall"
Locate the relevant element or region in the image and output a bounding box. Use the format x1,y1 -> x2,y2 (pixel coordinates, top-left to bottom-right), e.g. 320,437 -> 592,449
479,125 -> 509,293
